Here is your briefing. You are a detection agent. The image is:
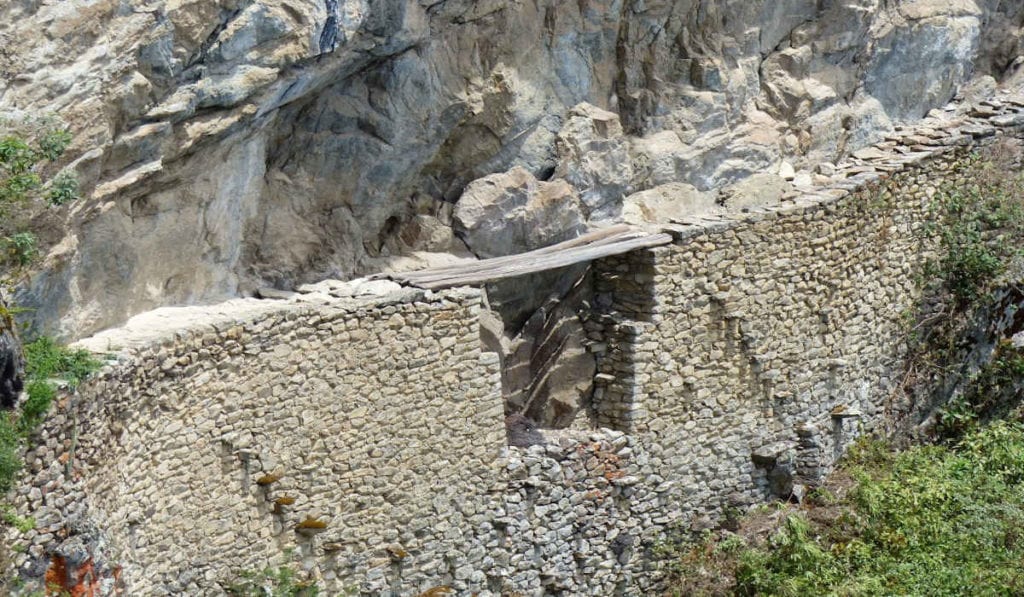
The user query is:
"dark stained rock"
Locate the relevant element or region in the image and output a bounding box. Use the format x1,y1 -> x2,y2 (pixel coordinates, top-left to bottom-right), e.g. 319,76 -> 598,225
0,295 -> 24,409
505,414 -> 546,448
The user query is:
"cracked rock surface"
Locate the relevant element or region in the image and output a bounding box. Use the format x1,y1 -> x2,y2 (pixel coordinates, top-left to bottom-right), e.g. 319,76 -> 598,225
1,0 -> 1022,338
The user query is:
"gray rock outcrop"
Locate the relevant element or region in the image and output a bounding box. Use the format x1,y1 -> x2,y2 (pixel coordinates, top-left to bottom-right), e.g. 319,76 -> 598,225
718,173 -> 794,211
554,103 -> 634,220
1,0 -> 1023,337
621,183 -> 719,225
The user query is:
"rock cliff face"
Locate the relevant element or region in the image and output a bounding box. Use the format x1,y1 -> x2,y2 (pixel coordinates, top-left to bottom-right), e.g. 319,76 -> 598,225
1,0 -> 1022,337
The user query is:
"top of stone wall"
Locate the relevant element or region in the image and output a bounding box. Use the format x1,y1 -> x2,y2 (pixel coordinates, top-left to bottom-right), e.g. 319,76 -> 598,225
73,278 -> 480,355
72,84 -> 1024,354
372,82 -> 1024,289
650,83 -> 1024,243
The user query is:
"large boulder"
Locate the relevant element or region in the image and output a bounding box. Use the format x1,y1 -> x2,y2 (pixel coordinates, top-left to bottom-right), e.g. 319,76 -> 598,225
453,167 -> 586,258
396,214 -> 460,253
553,103 -> 634,220
629,131 -> 693,190
718,173 -> 794,211
621,183 -> 720,224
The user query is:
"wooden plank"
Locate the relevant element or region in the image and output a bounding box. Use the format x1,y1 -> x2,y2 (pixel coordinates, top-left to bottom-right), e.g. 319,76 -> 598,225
420,234 -> 671,288
395,231 -> 647,284
374,225 -> 644,282
389,232 -> 672,290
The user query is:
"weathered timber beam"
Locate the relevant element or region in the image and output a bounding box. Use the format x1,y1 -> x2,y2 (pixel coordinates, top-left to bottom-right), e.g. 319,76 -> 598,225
389,233 -> 672,290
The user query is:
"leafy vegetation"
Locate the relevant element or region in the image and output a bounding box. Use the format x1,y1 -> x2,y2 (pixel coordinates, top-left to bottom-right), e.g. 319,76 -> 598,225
23,336 -> 102,390
0,121 -> 74,209
939,340 -> 1024,437
0,232 -> 38,268
0,504 -> 34,533
0,420 -> 20,495
0,338 -> 100,493
896,146 -> 1024,439
667,422 -> 1024,596
0,117 -> 77,281
224,564 -> 322,597
924,150 -> 1024,305
0,120 -> 92,494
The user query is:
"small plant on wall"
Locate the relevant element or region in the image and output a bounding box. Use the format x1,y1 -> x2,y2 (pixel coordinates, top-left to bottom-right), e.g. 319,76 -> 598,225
224,564 -> 322,596
924,143 -> 1024,305
0,337 -> 100,491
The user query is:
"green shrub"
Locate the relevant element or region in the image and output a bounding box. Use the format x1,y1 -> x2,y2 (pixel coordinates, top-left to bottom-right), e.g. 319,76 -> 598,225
0,136 -> 42,204
225,565 -> 321,597
938,342 -> 1024,437
926,154 -> 1024,304
735,514 -> 843,596
0,505 -> 34,533
939,225 -> 1003,303
0,337 -> 100,494
1,232 -> 37,267
0,117 -> 77,273
33,129 -> 71,162
0,417 -> 21,493
23,336 -> 101,389
46,170 -> 78,206
0,124 -> 72,208
670,423 -> 1024,596
17,380 -> 55,436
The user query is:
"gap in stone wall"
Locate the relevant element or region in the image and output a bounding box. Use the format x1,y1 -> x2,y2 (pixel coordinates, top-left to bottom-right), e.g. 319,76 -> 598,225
480,264 -> 608,441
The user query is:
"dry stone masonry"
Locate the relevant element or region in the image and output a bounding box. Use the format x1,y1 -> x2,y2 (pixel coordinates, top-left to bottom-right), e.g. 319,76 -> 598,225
9,287 -> 508,595
7,92 -> 1024,595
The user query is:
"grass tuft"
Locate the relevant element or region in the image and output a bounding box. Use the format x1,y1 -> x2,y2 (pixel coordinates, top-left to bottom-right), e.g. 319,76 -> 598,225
0,337 -> 100,492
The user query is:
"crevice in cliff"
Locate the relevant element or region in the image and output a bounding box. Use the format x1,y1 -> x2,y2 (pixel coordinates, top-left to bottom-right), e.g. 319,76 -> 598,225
183,3 -> 252,73
318,0 -> 341,54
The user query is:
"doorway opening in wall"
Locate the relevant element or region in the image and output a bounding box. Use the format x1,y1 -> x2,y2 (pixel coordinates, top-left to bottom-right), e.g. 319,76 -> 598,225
480,265 -> 600,447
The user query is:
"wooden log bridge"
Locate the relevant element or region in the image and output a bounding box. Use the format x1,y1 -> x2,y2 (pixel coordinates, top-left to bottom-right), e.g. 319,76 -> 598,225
376,224 -> 674,290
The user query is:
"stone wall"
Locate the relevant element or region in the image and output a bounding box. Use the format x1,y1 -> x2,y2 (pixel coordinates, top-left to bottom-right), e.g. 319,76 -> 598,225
495,430 -> 668,596
594,163 -> 941,523
6,99 -> 1024,595
7,287 -> 511,595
